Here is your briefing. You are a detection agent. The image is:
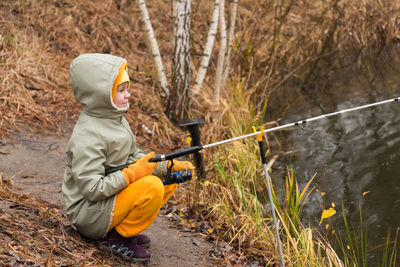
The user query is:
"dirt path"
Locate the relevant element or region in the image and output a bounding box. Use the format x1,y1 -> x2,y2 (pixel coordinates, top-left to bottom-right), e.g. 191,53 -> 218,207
0,130 -> 219,266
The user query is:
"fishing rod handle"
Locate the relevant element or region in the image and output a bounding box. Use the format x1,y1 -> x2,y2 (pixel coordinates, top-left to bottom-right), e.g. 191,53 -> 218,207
105,163 -> 132,176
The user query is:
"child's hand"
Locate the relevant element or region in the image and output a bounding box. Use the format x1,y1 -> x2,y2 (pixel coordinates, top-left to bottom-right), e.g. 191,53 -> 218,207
169,160 -> 195,173
122,152 -> 157,183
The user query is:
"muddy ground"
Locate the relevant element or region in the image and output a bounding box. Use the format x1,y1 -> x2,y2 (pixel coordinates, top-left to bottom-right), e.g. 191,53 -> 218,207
0,128 -> 224,266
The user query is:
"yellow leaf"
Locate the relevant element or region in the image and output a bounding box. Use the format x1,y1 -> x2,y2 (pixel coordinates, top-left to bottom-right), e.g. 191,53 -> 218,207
331,202 -> 335,208
332,230 -> 335,235
186,136 -> 192,144
347,245 -> 350,250
204,181 -> 210,186
363,191 -> 370,196
316,189 -> 319,192
321,192 -> 326,197
319,207 -> 336,224
325,224 -> 330,230
207,228 -> 213,234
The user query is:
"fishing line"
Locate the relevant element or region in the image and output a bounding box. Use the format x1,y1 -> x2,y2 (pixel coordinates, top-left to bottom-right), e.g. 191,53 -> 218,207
202,96 -> 400,150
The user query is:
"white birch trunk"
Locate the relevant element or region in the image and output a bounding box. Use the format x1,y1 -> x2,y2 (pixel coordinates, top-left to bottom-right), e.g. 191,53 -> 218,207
137,0 -> 169,99
191,0 -> 219,98
214,0 -> 226,105
222,0 -> 238,87
166,0 -> 191,123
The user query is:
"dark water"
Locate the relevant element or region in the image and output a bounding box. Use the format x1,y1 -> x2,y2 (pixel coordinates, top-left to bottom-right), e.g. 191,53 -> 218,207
280,61 -> 400,263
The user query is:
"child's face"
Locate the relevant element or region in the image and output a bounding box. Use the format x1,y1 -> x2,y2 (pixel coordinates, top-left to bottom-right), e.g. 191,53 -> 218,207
113,82 -> 130,109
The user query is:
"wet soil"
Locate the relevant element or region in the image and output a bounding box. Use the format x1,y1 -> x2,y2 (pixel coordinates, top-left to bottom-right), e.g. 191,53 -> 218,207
0,130 -> 219,266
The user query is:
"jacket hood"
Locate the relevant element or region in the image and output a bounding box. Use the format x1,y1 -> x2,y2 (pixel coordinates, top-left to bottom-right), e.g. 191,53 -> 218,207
70,53 -> 128,118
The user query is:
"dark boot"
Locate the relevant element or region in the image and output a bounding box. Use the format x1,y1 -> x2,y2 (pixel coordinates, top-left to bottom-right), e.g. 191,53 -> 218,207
98,228 -> 150,262
129,234 -> 151,248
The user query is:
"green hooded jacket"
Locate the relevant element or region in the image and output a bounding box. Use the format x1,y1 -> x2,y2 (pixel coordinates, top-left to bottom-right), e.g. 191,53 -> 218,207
62,53 -> 167,239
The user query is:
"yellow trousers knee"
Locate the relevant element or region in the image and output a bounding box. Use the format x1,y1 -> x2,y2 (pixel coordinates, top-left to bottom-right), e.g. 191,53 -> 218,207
108,175 -> 177,237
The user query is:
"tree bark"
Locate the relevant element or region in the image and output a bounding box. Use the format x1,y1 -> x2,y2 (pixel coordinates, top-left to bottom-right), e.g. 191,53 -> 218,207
166,0 -> 191,124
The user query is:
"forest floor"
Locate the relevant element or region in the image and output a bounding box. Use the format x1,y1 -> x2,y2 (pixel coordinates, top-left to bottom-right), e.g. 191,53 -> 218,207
0,126 -> 235,267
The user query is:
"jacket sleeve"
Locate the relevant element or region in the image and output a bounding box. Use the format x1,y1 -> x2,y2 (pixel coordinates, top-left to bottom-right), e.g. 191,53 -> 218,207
70,130 -> 127,202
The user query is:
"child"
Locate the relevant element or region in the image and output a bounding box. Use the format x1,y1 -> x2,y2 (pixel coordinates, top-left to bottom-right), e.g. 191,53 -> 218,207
62,53 -> 194,262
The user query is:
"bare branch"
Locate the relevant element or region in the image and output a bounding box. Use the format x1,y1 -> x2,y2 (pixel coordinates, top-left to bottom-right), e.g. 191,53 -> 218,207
136,0 -> 169,99
191,0 -> 219,98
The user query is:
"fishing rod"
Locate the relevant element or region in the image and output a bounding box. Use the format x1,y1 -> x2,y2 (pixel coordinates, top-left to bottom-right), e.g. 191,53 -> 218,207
202,96 -> 399,150
106,96 -> 400,173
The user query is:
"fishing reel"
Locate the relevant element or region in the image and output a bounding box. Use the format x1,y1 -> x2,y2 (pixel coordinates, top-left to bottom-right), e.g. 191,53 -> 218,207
162,160 -> 192,185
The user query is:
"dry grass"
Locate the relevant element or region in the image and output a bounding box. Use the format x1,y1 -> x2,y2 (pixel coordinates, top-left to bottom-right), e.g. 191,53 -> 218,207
0,174 -> 135,266
0,0 -> 199,150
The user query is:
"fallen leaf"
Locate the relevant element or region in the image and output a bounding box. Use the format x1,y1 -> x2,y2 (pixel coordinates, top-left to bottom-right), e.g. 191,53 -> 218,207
186,136 -> 192,144
363,191 -> 370,196
319,207 -> 336,224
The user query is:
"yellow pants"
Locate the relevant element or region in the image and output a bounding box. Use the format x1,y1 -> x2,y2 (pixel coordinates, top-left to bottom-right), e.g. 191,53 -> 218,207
108,175 -> 177,237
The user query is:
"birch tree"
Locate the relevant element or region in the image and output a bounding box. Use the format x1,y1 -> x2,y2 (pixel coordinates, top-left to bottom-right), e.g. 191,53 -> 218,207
215,0 -> 239,104
191,0 -> 219,98
137,0 -> 169,99
165,0 -> 191,123
214,0 -> 227,105
136,0 -> 238,123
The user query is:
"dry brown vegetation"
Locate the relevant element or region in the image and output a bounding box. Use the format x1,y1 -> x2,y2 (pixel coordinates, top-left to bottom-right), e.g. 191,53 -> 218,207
1,0 -> 400,140
228,0 -> 400,115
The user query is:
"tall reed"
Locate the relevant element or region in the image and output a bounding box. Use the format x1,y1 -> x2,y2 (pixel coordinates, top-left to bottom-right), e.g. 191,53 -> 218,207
331,201 -> 398,266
